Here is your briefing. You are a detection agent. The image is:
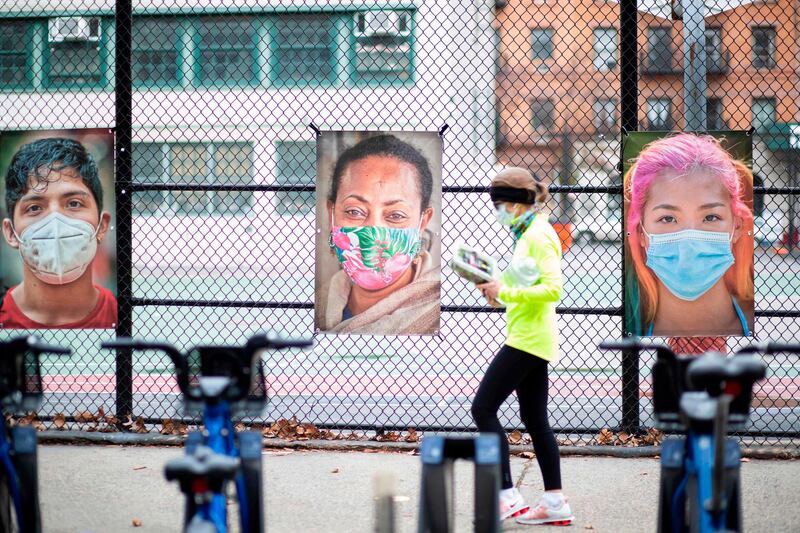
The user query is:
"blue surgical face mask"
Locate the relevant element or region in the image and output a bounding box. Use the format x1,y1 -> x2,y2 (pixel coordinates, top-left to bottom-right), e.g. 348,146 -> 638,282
643,228 -> 735,301
494,203 -> 516,226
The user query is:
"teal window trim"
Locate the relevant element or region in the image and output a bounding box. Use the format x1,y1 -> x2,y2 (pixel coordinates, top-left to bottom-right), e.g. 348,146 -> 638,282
43,16 -> 108,90
269,14 -> 337,88
348,9 -> 415,87
0,19 -> 33,90
0,2 -> 417,18
132,16 -> 184,89
193,16 -> 259,88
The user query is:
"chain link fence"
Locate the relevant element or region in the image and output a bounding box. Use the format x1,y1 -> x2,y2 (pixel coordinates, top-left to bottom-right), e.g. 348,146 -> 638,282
0,0 -> 797,448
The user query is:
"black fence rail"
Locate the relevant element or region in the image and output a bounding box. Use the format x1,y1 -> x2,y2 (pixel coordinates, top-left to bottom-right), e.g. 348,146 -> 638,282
0,0 -> 797,449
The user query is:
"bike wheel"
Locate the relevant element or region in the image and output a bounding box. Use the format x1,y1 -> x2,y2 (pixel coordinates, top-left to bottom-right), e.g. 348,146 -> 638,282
724,471 -> 742,531
0,466 -> 12,532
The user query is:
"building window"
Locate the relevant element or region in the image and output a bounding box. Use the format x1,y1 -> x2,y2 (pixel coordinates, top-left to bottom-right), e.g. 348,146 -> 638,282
530,28 -> 553,60
272,15 -> 334,86
531,99 -> 555,130
647,98 -> 672,130
593,28 -> 617,71
705,27 -> 727,72
196,17 -> 257,86
132,142 -> 253,216
0,21 -> 30,89
133,18 -> 181,87
646,27 -> 673,72
707,98 -> 724,130
132,143 -> 167,215
752,26 -> 776,69
752,97 -> 776,131
275,141 -> 315,216
593,98 -> 617,132
46,18 -> 104,88
353,11 -> 413,85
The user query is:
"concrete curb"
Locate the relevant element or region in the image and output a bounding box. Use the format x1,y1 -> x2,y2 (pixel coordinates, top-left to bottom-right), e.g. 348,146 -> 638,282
36,431 -> 800,459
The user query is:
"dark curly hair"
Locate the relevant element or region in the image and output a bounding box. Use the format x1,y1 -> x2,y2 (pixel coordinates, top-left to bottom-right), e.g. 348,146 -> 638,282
329,134 -> 433,212
5,137 -> 103,217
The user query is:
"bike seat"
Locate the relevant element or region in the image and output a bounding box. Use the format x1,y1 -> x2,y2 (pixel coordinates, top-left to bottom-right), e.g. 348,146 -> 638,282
688,353 -> 767,394
164,446 -> 239,490
679,392 -> 718,423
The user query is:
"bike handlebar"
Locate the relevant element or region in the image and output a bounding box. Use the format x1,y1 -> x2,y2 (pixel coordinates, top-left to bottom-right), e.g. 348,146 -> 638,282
101,332 -> 312,399
598,339 -> 676,361
734,342 -> 800,355
245,332 -> 313,352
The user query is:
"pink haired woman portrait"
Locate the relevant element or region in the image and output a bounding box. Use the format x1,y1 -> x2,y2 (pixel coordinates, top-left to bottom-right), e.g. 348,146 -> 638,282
624,133 -> 755,338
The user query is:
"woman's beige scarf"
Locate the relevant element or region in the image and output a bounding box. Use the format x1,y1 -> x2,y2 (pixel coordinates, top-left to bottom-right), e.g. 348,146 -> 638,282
317,251 -> 441,335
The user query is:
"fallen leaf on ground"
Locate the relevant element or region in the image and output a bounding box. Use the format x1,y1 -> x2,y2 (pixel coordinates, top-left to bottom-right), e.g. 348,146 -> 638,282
74,411 -> 95,423
584,524 -> 594,530
508,430 -> 523,445
520,451 -> 535,459
53,413 -> 66,430
133,465 -> 147,471
741,457 -> 751,463
234,422 -> 246,432
405,428 -> 420,443
375,431 -> 401,442
595,428 -> 614,445
643,427 -> 663,446
331,468 -> 340,473
161,419 -> 175,435
133,416 -> 147,433
132,519 -> 142,527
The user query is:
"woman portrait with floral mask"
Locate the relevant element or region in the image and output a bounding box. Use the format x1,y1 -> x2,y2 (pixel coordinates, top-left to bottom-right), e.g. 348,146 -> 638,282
624,133 -> 755,339
315,133 -> 441,335
1,135 -> 117,329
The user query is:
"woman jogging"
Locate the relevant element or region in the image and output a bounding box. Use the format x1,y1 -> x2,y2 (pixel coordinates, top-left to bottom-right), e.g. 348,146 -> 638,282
472,167 -> 573,526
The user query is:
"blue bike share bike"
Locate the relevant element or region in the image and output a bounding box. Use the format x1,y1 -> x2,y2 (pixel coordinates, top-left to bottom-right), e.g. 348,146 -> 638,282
103,332 -> 311,533
600,339 -> 800,533
0,335 -> 70,533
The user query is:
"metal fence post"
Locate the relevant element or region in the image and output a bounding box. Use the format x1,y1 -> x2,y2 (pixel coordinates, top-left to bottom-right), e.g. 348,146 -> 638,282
619,0 -> 641,434
114,0 -> 134,419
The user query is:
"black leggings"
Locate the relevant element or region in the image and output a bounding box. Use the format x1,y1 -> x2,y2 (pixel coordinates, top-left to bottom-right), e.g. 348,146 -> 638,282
471,345 -> 562,491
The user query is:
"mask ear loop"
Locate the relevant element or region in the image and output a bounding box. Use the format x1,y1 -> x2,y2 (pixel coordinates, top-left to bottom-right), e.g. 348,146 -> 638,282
328,211 -> 336,249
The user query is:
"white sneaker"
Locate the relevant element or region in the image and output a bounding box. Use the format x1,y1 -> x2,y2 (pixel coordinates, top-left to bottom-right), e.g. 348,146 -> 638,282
499,489 -> 530,520
515,497 -> 574,526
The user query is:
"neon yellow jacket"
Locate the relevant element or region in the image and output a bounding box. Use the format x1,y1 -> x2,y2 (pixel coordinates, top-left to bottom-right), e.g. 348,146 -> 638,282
497,214 -> 563,362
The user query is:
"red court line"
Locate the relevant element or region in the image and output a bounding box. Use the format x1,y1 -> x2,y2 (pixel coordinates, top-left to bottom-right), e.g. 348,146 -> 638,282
42,374 -> 797,399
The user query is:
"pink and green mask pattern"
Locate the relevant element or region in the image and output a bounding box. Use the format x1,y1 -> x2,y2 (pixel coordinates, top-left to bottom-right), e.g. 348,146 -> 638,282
329,224 -> 421,290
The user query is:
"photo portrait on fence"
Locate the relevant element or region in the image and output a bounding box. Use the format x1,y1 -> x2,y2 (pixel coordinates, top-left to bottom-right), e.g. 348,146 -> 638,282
0,129 -> 117,329
623,131 -> 755,338
315,130 -> 442,336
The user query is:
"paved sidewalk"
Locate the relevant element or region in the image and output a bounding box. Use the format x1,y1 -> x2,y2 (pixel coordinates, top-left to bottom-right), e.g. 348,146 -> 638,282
39,445 -> 799,533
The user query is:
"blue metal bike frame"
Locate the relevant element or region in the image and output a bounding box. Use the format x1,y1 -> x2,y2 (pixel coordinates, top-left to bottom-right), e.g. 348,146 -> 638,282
199,401 -> 250,533
685,431 -> 725,533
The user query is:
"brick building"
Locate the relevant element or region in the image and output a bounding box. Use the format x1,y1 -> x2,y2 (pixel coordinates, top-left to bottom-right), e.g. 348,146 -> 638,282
495,0 -> 799,230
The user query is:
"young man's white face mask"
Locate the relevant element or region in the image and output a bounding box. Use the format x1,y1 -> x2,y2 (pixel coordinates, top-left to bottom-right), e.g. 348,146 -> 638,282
12,212 -> 100,285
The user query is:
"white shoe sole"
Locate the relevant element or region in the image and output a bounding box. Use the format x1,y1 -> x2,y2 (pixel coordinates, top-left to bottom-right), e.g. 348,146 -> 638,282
516,514 -> 574,526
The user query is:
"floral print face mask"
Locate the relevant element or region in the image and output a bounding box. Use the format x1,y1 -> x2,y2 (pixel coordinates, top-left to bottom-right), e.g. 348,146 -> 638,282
329,215 -> 422,291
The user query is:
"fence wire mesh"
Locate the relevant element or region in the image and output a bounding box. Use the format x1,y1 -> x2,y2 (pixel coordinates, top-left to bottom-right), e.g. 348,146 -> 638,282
0,0 -> 797,449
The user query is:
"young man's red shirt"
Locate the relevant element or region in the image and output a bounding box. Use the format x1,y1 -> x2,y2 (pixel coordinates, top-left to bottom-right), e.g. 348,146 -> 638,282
0,285 -> 117,329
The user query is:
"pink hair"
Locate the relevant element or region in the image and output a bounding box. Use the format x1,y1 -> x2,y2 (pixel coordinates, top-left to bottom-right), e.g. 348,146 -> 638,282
624,133 -> 755,327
